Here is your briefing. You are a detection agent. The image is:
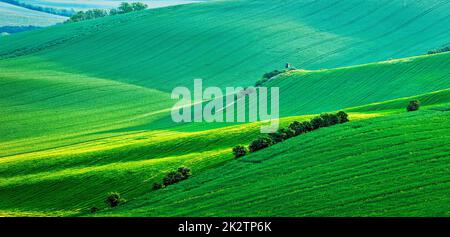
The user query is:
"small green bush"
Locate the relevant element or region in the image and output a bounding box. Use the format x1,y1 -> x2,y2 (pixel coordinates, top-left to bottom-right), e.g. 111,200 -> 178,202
131,2 -> 148,11
106,192 -> 125,208
320,113 -> 339,127
288,121 -> 303,136
288,120 -> 315,136
162,167 -> 191,186
310,116 -> 325,129
336,111 -> 349,123
232,145 -> 248,158
280,127 -> 295,139
163,171 -> 184,186
302,121 -> 314,132
269,131 -> 287,143
255,69 -> 284,86
249,137 -> 274,152
407,100 -> 420,112
177,167 -> 192,178
428,46 -> 450,55
90,206 -> 99,213
118,2 -> 148,13
118,2 -> 134,13
263,70 -> 283,80
269,128 -> 295,143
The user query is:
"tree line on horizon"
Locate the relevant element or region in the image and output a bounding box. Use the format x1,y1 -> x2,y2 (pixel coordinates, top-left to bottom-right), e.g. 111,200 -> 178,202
65,2 -> 148,23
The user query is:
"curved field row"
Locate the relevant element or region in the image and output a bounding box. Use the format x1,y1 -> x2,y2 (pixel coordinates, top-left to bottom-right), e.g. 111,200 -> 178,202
103,111 -> 450,217
0,54 -> 450,215
0,0 -> 449,216
268,52 -> 450,116
1,0 -> 449,91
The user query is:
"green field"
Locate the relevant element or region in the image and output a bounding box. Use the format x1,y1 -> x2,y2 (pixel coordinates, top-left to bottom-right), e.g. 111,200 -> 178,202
0,0 -> 449,217
20,0 -> 206,10
105,110 -> 450,217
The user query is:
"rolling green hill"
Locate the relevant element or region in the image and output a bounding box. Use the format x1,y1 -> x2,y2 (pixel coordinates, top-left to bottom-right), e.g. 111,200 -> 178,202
1,52 -> 448,216
0,0 -> 449,216
1,0 -> 450,90
102,110 -> 450,217
20,0 -> 207,11
270,52 -> 450,116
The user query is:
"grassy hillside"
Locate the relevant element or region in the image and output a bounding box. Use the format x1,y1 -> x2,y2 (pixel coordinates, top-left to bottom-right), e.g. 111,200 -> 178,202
1,52 -> 448,216
0,0 -> 449,216
270,52 -> 450,116
102,110 -> 450,217
21,0 -> 206,10
1,0 -> 449,90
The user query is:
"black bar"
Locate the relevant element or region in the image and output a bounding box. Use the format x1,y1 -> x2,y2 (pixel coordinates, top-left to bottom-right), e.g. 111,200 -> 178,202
1,217 -> 449,235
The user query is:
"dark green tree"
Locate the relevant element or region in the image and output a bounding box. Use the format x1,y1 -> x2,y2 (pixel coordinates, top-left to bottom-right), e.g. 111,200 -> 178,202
90,206 -> 99,213
280,127 -> 295,139
336,111 -> 349,123
118,2 -> 134,13
320,113 -> 339,127
131,2 -> 148,11
310,116 -> 325,129
249,137 -> 274,152
105,192 -> 125,207
162,167 -> 192,186
232,145 -> 248,158
109,8 -> 119,15
163,171 -> 183,186
255,69 -> 284,86
407,100 -> 420,112
301,121 -> 314,132
269,130 -> 287,143
67,11 -> 87,22
288,121 -> 306,136
92,9 -> 108,18
177,167 -> 191,179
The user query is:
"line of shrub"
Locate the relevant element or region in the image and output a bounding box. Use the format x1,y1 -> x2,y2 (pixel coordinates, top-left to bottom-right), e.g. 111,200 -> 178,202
152,167 -> 191,190
93,168 -> 191,212
255,68 -> 296,87
65,2 -> 148,23
428,46 -> 450,55
232,111 -> 349,158
90,167 -> 191,213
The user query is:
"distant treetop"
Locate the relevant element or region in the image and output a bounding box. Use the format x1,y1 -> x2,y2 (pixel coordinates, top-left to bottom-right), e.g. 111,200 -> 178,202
428,46 -> 450,55
66,2 -> 149,23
